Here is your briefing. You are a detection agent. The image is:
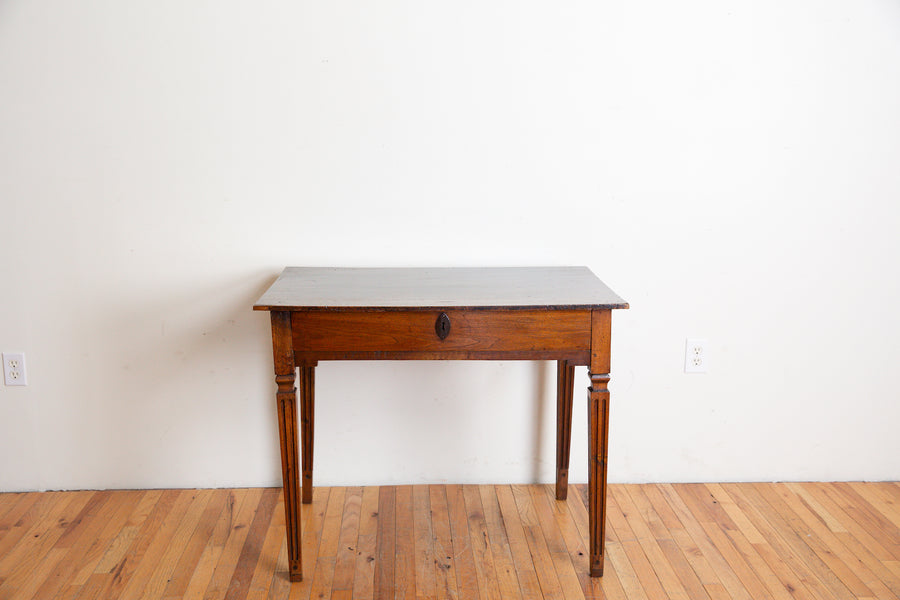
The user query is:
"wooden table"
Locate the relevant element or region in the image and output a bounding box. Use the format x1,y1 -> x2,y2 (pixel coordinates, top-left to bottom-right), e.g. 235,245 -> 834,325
254,267 -> 628,581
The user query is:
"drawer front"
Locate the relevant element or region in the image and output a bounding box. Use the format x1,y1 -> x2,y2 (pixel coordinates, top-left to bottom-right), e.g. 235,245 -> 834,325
291,309 -> 591,354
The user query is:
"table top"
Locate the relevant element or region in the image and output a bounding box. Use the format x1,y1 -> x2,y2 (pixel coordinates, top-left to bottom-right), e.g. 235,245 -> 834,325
254,266 -> 628,312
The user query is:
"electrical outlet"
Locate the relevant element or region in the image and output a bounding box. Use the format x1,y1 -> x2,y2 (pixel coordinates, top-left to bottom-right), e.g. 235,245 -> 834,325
3,352 -> 27,386
684,339 -> 708,374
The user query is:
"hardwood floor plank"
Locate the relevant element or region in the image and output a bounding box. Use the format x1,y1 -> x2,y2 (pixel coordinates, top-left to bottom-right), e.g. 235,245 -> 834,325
142,489 -> 216,600
0,491 -> 79,574
729,483 -> 856,600
31,489 -> 121,600
711,485 -> 818,600
294,485 -> 332,599
116,489 -> 200,599
7,547 -> 68,600
69,489 -> 147,586
886,561 -> 900,580
76,491 -> 164,600
308,556 -> 336,600
302,486 -> 347,600
395,485 -> 417,600
166,490 -> 243,600
754,482 -> 874,598
374,485 -> 396,599
225,487 -> 281,600
703,582 -> 733,600
530,486 -> 584,600
573,485 -> 626,599
319,487 -> 347,560
91,489 -> 164,576
447,483 -> 480,599
412,485 -> 437,600
244,494 -> 285,600
832,530 -> 900,600
542,484 -> 628,600
463,485 -> 503,600
690,485 -> 795,600
495,484 -> 544,599
604,537 -> 648,600
802,482 -> 896,562
604,484 -> 669,600
200,487 -> 265,599
479,485 -> 525,600
0,492 -> 41,546
848,483 -> 900,527
511,483 -> 564,600
773,483 -> 897,600
0,492 -> 25,523
162,488 -> 231,599
640,486 -> 723,594
625,484 -> 708,600
827,483 -> 900,560
704,484 -> 767,544
352,485 -> 379,600
702,521 -> 790,600
264,538 -> 291,600
1,482 -> 896,600
659,484 -> 753,600
93,489 -> 186,600
677,484 -> 738,531
782,482 -> 847,533
614,484 -> 690,600
331,486 -> 363,596
0,490 -> 94,598
266,485 -> 328,600
55,491 -> 113,549
721,484 -> 835,600
429,485 -> 459,600
59,576 -> 103,600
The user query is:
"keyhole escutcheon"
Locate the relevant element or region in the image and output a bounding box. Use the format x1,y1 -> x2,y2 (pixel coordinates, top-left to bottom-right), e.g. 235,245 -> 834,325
435,312 -> 451,340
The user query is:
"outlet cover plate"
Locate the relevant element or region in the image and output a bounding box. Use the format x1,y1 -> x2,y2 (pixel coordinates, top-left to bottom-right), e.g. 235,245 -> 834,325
3,352 -> 27,386
684,339 -> 708,374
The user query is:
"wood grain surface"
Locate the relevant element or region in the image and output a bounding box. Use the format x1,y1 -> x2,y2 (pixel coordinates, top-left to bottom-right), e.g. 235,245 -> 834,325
3,482 -> 899,600
291,309 -> 591,354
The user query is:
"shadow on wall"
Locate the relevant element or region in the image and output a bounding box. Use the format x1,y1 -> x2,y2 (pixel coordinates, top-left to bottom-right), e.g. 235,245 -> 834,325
64,270 -> 282,488
309,358 -> 557,486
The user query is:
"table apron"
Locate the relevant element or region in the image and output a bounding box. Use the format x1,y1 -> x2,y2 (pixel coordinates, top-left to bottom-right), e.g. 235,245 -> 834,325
291,309 -> 592,356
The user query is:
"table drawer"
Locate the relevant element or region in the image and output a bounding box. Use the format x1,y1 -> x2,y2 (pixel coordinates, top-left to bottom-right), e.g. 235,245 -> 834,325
291,309 -> 591,354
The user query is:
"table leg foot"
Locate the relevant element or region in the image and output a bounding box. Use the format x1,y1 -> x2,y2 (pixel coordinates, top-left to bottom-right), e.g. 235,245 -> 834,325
289,562 -> 303,582
555,472 -> 568,501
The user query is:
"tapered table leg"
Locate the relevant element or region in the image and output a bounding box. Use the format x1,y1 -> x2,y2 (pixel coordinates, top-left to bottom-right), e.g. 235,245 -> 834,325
588,309 -> 612,577
299,363 -> 316,504
555,360 -> 576,500
271,312 -> 303,582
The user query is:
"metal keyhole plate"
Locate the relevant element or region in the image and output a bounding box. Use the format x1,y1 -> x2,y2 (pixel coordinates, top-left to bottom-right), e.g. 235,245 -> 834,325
436,312 -> 451,340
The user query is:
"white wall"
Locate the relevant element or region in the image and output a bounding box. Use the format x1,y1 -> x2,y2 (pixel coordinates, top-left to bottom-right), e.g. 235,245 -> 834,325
1,0 -> 898,492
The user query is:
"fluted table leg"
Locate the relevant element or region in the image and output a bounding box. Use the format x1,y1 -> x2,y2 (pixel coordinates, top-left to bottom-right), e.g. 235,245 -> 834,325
271,311 -> 302,582
555,360 -> 576,500
588,309 -> 612,577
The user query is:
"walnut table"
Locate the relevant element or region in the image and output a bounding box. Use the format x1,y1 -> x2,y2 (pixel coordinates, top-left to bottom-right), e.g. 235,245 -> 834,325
254,266 -> 628,581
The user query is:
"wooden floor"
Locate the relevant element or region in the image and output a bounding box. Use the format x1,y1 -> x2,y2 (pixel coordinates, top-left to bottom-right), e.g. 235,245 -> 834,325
0,483 -> 898,600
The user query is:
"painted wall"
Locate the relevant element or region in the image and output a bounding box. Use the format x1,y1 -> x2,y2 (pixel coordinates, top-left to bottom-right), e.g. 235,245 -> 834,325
1,0 -> 898,491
